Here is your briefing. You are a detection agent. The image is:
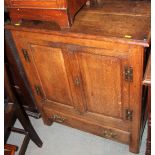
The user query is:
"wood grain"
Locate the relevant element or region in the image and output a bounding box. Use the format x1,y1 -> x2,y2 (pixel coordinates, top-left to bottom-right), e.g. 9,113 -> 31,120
9,26 -> 149,153
30,44 -> 73,107
5,1 -> 150,153
128,45 -> 144,153
5,0 -> 88,28
43,104 -> 130,144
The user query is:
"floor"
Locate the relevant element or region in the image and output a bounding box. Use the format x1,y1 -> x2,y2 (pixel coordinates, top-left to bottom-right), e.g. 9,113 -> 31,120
7,117 -> 147,155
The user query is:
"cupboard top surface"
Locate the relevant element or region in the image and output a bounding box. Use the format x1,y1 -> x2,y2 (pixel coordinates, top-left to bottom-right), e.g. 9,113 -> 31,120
5,1 -> 150,47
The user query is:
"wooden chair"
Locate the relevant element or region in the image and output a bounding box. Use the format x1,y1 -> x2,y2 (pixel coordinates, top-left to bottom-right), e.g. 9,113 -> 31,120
4,64 -> 43,155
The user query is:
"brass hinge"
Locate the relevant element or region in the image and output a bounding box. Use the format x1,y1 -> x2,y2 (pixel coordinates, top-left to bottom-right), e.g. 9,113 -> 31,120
35,85 -> 42,96
126,109 -> 133,121
22,48 -> 30,62
124,66 -> 133,82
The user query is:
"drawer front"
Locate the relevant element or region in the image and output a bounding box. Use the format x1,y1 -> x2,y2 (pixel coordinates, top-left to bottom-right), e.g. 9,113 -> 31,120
10,0 -> 67,8
43,105 -> 130,144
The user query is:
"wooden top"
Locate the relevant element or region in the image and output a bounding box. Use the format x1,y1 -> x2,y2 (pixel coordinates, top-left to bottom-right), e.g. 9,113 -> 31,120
5,1 -> 150,47
72,1 -> 150,40
87,0 -> 150,16
143,54 -> 151,86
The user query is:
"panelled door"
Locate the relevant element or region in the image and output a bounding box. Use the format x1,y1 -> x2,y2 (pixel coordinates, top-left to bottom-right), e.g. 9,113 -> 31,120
29,44 -> 73,106
75,47 -> 131,124
12,32 -> 74,110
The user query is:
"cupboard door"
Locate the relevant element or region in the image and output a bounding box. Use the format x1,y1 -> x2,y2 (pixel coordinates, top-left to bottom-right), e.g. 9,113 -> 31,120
76,49 -> 130,120
29,44 -> 73,107
12,35 -> 74,108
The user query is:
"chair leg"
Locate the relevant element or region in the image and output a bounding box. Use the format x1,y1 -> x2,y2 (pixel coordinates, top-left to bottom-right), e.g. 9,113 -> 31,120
15,104 -> 43,147
11,127 -> 30,155
5,64 -> 43,148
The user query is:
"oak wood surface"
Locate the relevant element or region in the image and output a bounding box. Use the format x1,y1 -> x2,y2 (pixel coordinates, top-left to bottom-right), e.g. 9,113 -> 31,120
128,45 -> 144,153
30,44 -> 73,106
4,0 -> 151,42
5,2 -> 150,47
9,28 -> 146,153
72,10 -> 150,41
76,50 -> 128,119
43,100 -> 130,131
87,0 -> 150,16
44,104 -> 130,144
5,1 -> 150,153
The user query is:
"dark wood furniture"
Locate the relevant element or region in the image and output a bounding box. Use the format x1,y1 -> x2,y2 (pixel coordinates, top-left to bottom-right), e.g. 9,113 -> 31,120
5,1 -> 150,154
4,65 -> 43,155
4,0 -> 88,28
143,54 -> 151,155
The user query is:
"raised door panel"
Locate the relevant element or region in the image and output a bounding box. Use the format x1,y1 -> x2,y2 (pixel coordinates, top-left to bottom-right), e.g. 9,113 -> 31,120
76,50 -> 129,120
12,32 -> 74,109
29,44 -> 73,107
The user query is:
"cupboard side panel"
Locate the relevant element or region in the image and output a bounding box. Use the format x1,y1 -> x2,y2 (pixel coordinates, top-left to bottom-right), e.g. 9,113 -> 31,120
129,46 -> 144,153
10,32 -> 47,112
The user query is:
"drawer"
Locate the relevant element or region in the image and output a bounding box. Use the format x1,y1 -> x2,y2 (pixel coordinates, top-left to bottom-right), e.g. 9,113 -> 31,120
10,0 -> 67,8
43,106 -> 130,144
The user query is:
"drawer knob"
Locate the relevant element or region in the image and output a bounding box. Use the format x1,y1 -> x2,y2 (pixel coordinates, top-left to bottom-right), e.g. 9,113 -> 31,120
102,129 -> 117,139
52,114 -> 65,123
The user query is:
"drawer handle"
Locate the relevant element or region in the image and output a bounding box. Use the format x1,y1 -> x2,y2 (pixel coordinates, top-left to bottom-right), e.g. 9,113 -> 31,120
102,129 -> 117,139
52,114 -> 65,123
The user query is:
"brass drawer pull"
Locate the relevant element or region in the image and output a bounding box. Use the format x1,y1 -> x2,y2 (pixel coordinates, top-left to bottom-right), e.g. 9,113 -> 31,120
102,129 -> 117,139
52,114 -> 65,123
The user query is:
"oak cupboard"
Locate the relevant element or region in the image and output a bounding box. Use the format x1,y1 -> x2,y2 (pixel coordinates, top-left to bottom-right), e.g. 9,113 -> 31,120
5,1 -> 150,154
